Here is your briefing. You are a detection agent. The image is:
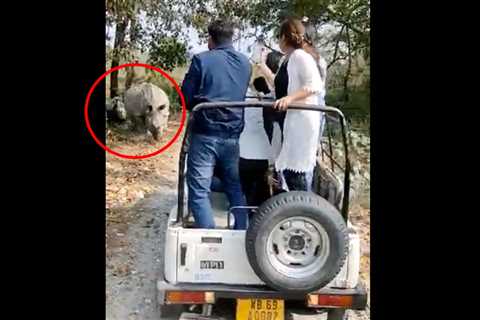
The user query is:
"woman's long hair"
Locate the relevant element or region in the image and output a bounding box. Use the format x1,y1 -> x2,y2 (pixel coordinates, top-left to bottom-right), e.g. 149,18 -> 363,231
279,17 -> 324,80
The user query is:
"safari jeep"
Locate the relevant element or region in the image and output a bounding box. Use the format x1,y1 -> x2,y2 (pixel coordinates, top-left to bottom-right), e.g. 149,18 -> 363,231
157,101 -> 368,320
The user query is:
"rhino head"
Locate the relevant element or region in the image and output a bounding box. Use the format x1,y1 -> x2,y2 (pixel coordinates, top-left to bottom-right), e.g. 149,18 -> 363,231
145,104 -> 168,141
112,96 -> 127,121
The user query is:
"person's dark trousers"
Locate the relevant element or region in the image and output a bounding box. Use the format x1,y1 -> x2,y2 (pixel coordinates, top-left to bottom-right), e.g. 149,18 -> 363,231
283,169 -> 309,191
263,108 -> 286,143
187,133 -> 248,230
239,158 -> 270,206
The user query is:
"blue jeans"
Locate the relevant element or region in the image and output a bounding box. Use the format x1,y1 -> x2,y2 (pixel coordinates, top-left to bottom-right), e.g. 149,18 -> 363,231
187,134 -> 248,229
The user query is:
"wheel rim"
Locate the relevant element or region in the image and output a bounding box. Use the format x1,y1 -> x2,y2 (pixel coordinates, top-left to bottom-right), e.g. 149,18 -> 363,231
266,215 -> 330,279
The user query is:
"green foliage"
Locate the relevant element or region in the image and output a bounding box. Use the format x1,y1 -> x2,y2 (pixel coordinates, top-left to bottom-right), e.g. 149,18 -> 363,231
106,0 -> 370,118
106,0 -> 189,66
186,0 -> 370,118
148,37 -> 187,72
326,85 -> 370,121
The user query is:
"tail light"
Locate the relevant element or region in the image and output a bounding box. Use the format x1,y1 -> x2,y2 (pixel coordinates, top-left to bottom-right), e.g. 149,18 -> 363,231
307,293 -> 354,308
165,291 -> 215,304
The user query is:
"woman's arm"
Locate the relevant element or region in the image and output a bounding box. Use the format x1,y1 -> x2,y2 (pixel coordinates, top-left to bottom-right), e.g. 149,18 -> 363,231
273,88 -> 313,110
257,62 -> 275,88
274,50 -> 322,111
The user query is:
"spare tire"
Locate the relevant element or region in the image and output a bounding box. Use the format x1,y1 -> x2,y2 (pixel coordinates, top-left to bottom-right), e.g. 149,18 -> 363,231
246,191 -> 348,294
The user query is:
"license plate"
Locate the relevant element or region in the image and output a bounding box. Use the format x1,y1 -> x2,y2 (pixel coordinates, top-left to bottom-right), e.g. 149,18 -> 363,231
236,299 -> 284,320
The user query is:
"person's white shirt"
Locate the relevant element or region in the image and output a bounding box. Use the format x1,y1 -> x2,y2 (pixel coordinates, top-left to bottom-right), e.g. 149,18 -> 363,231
239,96 -> 273,160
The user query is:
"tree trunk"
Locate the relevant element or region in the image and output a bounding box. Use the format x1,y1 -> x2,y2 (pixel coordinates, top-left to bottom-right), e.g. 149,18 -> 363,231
125,13 -> 139,91
328,25 -> 345,69
343,28 -> 352,103
110,18 -> 128,98
125,66 -> 134,90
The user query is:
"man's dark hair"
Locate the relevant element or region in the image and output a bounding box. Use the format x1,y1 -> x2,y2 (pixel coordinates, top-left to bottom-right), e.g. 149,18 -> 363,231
208,20 -> 234,45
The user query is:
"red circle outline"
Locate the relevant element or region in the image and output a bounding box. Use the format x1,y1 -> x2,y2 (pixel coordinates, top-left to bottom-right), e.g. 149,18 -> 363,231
84,63 -> 187,159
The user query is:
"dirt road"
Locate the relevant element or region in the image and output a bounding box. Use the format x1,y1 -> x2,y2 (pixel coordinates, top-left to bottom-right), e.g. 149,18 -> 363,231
106,119 -> 370,320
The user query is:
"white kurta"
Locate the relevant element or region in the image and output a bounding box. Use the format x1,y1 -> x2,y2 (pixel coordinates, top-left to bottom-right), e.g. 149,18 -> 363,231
275,49 -> 325,173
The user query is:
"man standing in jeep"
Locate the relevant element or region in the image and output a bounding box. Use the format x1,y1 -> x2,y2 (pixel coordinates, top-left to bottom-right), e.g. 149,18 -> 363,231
181,19 -> 252,230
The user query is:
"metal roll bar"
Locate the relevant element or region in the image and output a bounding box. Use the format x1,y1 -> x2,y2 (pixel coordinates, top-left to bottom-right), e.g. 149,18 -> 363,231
177,101 -> 351,224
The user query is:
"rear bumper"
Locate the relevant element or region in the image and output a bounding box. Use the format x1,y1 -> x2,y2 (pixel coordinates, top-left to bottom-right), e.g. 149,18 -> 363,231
157,279 -> 368,310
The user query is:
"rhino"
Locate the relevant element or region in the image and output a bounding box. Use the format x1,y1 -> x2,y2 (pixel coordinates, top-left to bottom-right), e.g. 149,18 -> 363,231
106,96 -> 127,122
123,82 -> 170,141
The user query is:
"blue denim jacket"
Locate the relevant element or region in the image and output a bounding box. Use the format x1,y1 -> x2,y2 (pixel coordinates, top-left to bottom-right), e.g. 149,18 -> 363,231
181,43 -> 251,138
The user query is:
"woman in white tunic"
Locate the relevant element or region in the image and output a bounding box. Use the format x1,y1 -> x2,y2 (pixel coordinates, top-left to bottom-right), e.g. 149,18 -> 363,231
271,17 -> 324,191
